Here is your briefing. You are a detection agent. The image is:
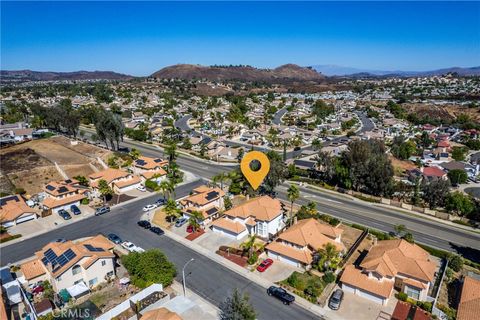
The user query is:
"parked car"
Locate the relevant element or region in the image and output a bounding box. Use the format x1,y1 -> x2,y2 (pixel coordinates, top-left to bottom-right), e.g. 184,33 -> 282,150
54,238 -> 66,243
267,286 -> 295,305
175,218 -> 188,227
143,204 -> 156,212
95,206 -> 110,216
70,205 -> 81,215
107,233 -> 122,244
155,199 -> 166,206
328,289 -> 344,310
150,227 -> 164,235
58,209 -> 71,220
186,225 -> 195,233
137,185 -> 146,192
121,241 -> 145,253
32,285 -> 44,295
256,258 -> 273,272
137,220 -> 151,229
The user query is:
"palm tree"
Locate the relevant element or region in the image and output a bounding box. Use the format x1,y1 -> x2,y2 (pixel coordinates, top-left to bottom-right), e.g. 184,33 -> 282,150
317,243 -> 340,272
240,234 -> 262,259
287,184 -> 300,227
165,142 -> 178,162
212,172 -> 228,190
129,148 -> 141,160
164,198 -> 180,222
98,179 -> 113,204
159,180 -> 170,201
188,210 -> 203,232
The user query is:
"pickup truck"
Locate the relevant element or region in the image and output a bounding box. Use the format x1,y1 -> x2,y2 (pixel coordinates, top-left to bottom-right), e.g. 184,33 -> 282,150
267,286 -> 295,305
121,241 -> 145,253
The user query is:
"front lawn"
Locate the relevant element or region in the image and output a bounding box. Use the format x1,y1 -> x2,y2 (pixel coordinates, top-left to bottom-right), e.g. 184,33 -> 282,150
279,271 -> 334,303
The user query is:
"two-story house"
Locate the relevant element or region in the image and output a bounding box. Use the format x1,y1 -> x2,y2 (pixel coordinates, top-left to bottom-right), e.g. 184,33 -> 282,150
20,235 -> 115,294
42,179 -> 87,214
266,218 -> 345,268
0,195 -> 39,228
211,196 -> 284,240
89,168 -> 141,194
132,156 -> 168,183
180,185 -> 225,225
340,239 -> 438,305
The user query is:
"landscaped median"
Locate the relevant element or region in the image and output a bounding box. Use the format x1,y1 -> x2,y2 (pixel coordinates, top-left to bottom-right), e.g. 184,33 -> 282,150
279,271 -> 336,304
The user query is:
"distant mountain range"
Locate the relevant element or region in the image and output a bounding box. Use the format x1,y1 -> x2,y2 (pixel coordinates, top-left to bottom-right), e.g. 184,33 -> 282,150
150,64 -> 325,82
0,70 -> 133,82
313,65 -> 480,77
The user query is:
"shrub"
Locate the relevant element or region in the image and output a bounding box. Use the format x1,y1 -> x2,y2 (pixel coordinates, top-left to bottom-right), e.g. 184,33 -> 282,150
416,301 -> 433,312
448,254 -> 464,272
286,272 -> 300,288
247,252 -> 258,265
145,179 -> 160,191
0,234 -> 22,243
397,292 -> 408,301
81,198 -> 89,205
304,285 -> 321,298
437,303 -> 456,320
14,187 -> 26,195
322,272 -> 336,284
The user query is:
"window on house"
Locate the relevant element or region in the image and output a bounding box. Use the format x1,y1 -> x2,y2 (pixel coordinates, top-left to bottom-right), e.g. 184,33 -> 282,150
72,265 -> 81,276
406,286 -> 420,300
101,260 -> 106,267
74,279 -> 83,285
88,278 -> 98,287
106,271 -> 114,278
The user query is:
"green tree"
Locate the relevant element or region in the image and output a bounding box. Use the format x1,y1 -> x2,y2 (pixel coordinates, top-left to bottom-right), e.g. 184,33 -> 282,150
237,148 -> 244,163
212,172 -> 228,190
164,198 -> 180,222
317,242 -> 340,272
448,254 -> 464,272
447,169 -> 468,186
187,210 -> 203,232
287,184 -> 300,226
121,249 -> 176,288
73,175 -> 89,187
421,179 -> 451,209
159,180 -> 170,200
263,150 -> 286,193
224,196 -> 233,210
394,224 -> 406,237
451,146 -> 467,161
129,148 -> 141,160
219,289 -> 256,320
445,192 -> 475,216
98,179 -> 113,203
240,234 -> 262,260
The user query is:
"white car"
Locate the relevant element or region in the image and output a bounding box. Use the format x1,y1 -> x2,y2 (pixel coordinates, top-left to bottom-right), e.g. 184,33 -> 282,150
121,241 -> 145,253
137,185 -> 146,192
142,204 -> 156,211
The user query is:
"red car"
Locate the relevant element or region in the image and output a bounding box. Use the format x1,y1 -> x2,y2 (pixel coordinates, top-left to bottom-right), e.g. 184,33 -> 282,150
32,285 -> 44,294
186,225 -> 194,233
256,258 -> 273,272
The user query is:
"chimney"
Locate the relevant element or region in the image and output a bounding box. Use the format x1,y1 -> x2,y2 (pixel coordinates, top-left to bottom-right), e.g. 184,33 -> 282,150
293,216 -> 298,225
420,166 -> 424,173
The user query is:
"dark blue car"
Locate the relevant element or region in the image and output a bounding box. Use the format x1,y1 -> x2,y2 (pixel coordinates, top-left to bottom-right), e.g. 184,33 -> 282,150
70,205 -> 81,215
58,209 -> 72,220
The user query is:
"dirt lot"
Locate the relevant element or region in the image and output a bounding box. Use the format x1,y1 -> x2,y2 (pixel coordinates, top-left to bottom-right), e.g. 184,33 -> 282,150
0,136 -> 111,195
389,155 -> 416,176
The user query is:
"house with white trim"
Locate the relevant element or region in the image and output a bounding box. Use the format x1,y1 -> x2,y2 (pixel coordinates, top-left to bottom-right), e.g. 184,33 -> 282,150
179,185 -> 225,225
211,196 -> 285,240
42,179 -> 87,214
89,168 -> 141,194
340,239 -> 438,305
0,195 -> 39,228
132,156 -> 168,183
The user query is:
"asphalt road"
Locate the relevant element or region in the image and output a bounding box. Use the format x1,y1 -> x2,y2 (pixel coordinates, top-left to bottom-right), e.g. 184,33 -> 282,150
272,108 -> 288,125
0,180 -> 318,320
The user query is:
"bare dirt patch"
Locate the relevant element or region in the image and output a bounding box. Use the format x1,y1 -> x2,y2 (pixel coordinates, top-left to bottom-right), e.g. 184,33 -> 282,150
389,155 -> 416,176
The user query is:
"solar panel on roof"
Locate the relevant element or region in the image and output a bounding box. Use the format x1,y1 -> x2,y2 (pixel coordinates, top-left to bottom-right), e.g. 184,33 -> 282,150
41,257 -> 49,266
206,207 -> 218,215
136,160 -> 146,165
64,249 -> 76,259
154,159 -> 162,163
84,244 -> 105,252
44,248 -> 58,262
56,255 -> 68,267
58,186 -> 68,193
46,185 -> 55,191
0,195 -> 20,206
205,191 -> 219,201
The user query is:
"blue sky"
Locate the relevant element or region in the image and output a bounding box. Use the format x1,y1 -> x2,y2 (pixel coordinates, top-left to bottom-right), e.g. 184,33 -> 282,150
1,1 -> 479,76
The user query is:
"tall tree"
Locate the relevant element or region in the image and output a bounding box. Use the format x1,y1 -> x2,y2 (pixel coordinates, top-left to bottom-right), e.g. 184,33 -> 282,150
448,169 -> 468,186
98,179 -> 113,204
317,243 -> 340,272
287,184 -> 300,226
421,179 -> 451,209
445,192 -> 475,216
263,150 -> 286,193
219,289 -> 256,320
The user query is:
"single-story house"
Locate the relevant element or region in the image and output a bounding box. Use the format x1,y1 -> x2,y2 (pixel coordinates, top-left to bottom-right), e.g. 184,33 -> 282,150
89,168 -> 142,194
0,195 -> 39,228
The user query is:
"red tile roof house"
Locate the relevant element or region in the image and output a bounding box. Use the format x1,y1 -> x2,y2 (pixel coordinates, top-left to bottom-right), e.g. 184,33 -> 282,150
42,179 -> 87,214
340,239 -> 438,306
457,275 -> 480,320
265,218 -> 345,269
89,168 -> 142,194
132,156 -> 168,183
0,195 -> 39,228
179,185 -> 225,226
408,166 -> 447,183
211,196 -> 285,240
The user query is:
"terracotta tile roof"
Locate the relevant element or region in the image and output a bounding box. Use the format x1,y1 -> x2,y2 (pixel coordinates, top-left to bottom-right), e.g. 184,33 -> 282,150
113,175 -> 141,188
34,235 -> 115,278
141,307 -> 182,320
245,217 -> 256,226
42,193 -> 86,209
89,168 -> 131,187
266,241 -> 313,264
223,196 -> 282,222
276,218 -> 345,251
422,166 -> 446,178
0,195 -> 37,223
44,180 -> 79,197
392,301 -> 432,320
360,239 -> 437,282
0,292 -> 7,320
180,186 -> 225,207
134,156 -> 168,170
141,168 -> 167,180
457,276 -> 480,320
211,218 -> 246,234
340,265 -> 394,299
403,278 -> 428,289
20,259 -> 47,281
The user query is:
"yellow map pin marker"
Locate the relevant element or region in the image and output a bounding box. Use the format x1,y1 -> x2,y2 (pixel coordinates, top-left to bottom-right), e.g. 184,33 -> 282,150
240,151 -> 270,190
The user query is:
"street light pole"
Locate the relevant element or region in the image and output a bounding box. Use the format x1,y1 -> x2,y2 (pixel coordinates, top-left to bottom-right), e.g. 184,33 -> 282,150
182,258 -> 195,296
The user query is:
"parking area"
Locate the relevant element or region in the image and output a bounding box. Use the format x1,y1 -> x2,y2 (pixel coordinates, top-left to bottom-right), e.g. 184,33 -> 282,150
322,285 -> 397,320
194,229 -> 242,252
253,256 -> 301,282
170,222 -> 189,237
8,204 -> 94,237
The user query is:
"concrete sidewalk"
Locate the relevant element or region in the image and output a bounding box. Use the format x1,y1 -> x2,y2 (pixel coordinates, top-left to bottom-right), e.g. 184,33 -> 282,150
162,228 -> 329,319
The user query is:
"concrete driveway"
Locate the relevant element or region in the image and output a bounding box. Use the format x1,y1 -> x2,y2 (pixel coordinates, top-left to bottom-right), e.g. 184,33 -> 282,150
322,285 -> 397,320
253,258 -> 301,282
194,229 -> 241,252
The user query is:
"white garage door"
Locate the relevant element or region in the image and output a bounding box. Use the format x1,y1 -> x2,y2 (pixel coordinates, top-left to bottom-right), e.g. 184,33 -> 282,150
357,289 -> 386,305
212,226 -> 237,238
267,251 -> 300,267
16,214 -> 36,224
1,221 -> 15,228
